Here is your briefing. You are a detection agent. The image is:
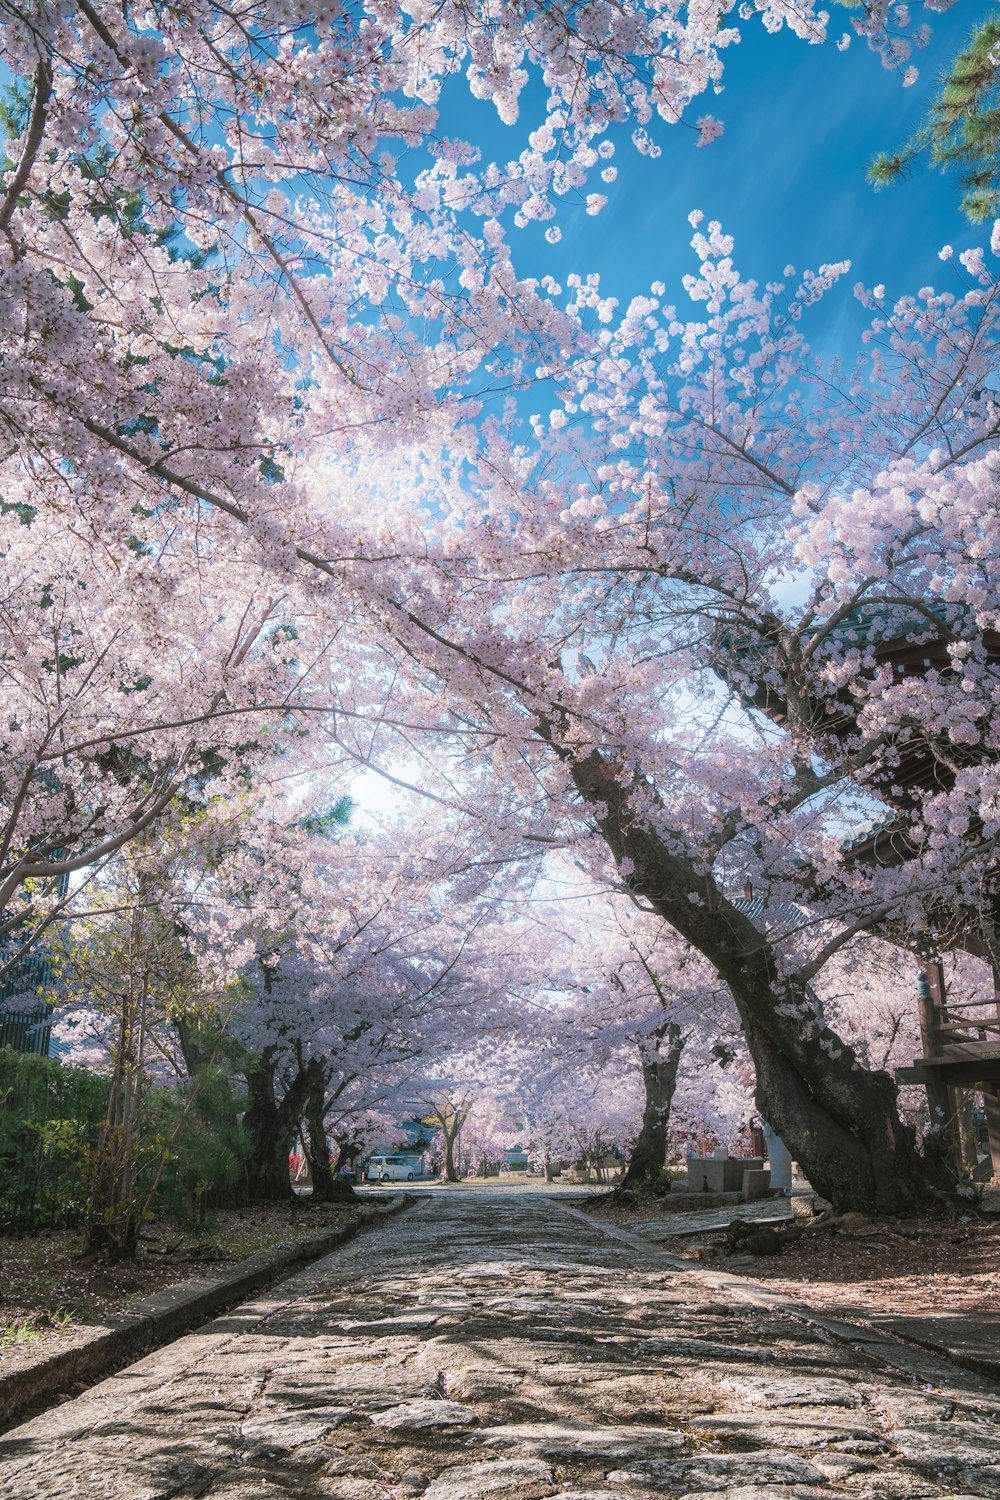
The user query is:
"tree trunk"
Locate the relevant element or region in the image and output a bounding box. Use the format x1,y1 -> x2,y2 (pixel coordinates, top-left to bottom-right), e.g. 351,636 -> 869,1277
441,1126 -> 460,1182
85,962 -> 147,1258
559,744 -> 946,1215
543,1148 -> 555,1183
620,1023 -> 685,1192
174,1014 -> 203,1078
302,1062 -> 357,1202
303,1060 -> 335,1200
243,1051 -> 305,1201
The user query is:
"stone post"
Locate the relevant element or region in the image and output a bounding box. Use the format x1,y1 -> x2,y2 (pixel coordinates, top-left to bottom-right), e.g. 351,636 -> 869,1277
762,1121 -> 793,1193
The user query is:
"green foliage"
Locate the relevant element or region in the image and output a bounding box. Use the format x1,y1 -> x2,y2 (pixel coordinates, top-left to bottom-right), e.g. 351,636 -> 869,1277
0,78 -> 32,144
0,1049 -> 110,1232
297,796 -> 353,837
868,16 -> 1000,221
0,497 -> 35,526
147,1066 -> 250,1228
0,1047 -> 250,1240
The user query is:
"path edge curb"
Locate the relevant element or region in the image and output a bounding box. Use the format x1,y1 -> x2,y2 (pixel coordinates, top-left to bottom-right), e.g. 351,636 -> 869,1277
552,1199 -> 1000,1395
0,1193 -> 412,1431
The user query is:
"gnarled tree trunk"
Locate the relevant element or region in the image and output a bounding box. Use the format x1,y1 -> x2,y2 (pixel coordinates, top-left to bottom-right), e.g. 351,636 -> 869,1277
560,745 -> 945,1215
243,1050 -> 307,1201
620,1022 -> 685,1191
422,1093 -> 473,1183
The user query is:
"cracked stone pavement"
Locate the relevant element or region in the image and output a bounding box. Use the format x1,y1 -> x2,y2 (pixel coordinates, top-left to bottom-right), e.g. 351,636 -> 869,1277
2,1191 -> 999,1500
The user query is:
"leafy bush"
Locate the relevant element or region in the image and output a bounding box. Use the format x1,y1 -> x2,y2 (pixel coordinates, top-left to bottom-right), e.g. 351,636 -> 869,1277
0,1049 -> 251,1238
146,1066 -> 250,1227
0,1048 -> 110,1231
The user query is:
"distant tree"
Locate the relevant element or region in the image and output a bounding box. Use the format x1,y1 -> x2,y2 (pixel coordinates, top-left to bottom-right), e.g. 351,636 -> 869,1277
418,1087 -> 477,1183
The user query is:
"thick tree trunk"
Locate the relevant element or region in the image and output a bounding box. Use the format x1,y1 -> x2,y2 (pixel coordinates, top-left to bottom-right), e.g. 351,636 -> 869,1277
620,1024 -> 685,1191
441,1126 -> 459,1182
302,1062 -> 357,1202
243,1051 -> 305,1201
559,745 -> 946,1215
303,1061 -> 337,1201
543,1148 -> 555,1183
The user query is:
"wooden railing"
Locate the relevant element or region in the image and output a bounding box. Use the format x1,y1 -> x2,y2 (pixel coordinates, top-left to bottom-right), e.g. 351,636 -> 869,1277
916,964 -> 1000,1065
933,994 -> 1000,1044
900,964 -> 1000,1181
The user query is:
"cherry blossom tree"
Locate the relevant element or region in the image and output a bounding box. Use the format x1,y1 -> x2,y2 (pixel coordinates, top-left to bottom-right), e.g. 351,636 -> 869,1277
0,0 -> 950,623
575,903 -> 732,1189
461,1096 -> 521,1179
2,3 -> 994,1218
505,878 -> 736,1189
532,1056 -> 641,1182
0,473 -> 385,988
414,1085 -> 477,1183
206,795 -> 544,1198
333,218 -> 1000,1211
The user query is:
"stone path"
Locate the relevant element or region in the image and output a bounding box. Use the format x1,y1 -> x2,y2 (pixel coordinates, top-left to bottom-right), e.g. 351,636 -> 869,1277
602,1197 -> 1000,1380
2,1192 -> 999,1499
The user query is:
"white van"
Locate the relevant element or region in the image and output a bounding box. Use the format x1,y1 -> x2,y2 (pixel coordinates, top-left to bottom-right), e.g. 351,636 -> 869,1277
366,1154 -> 417,1182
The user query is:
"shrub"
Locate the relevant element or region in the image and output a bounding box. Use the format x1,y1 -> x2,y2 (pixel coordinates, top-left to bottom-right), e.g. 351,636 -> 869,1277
0,1048 -> 110,1231
146,1066 -> 250,1228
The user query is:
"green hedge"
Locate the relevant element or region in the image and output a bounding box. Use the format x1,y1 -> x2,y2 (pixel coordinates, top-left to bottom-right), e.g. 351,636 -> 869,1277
0,1050 -> 252,1238
0,1048 -> 110,1232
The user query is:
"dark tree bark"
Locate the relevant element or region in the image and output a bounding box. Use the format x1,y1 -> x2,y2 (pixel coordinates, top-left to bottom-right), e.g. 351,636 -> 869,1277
243,1050 -> 307,1201
174,1014 -> 203,1078
441,1124 -> 460,1182
303,1059 -> 336,1200
557,743 -> 946,1215
620,1021 -> 685,1191
302,1060 -> 357,1201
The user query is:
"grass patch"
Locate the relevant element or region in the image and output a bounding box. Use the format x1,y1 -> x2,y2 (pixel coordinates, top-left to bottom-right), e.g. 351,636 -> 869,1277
0,1319 -> 45,1350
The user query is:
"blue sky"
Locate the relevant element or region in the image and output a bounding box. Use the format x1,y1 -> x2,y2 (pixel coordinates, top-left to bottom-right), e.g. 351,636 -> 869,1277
1,5 -> 978,359
503,3 -> 983,356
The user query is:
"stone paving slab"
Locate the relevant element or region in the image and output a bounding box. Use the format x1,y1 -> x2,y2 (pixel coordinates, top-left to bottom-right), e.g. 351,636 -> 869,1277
608,1195 -> 1000,1386
562,1200 -> 1000,1397
626,1199 -> 792,1239
2,1192 -> 1000,1499
0,1196 -> 410,1432
869,1313 -> 1000,1380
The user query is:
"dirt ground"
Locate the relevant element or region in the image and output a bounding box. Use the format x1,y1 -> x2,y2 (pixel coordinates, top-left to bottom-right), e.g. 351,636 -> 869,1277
705,1215 -> 1000,1318
585,1193 -> 1000,1320
0,1200 -> 358,1367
